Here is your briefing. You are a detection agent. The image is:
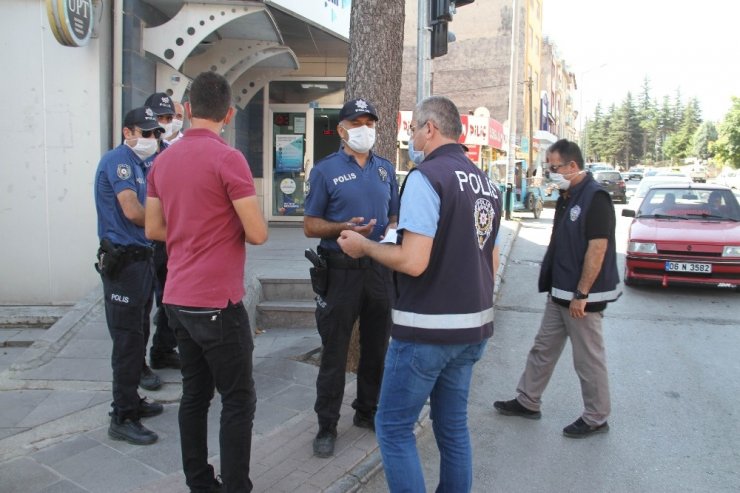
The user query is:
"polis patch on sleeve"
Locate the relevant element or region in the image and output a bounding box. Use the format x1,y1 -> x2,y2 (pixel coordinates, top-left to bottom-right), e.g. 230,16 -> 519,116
116,164 -> 132,180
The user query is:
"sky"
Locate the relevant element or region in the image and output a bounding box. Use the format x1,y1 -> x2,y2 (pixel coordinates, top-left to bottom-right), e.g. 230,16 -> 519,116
542,0 -> 740,125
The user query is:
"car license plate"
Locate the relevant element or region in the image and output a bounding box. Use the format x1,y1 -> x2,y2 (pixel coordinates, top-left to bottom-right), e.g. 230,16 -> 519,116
665,261 -> 712,273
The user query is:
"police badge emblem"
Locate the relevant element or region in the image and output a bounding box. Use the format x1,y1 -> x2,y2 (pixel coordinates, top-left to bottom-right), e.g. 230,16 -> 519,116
304,180 -> 311,196
355,99 -> 369,112
116,164 -> 132,180
473,198 -> 495,250
378,167 -> 388,182
570,205 -> 581,222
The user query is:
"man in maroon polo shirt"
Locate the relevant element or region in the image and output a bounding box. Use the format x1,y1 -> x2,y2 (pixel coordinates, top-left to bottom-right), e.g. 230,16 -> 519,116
145,71 -> 268,493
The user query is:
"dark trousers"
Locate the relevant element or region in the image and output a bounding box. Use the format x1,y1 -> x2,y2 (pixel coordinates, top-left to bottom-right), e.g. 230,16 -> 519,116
166,301 -> 256,493
150,241 -> 177,358
100,258 -> 155,419
314,260 -> 392,429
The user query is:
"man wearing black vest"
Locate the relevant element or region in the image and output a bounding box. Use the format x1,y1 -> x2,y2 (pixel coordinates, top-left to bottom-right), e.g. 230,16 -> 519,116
494,139 -> 620,438
338,96 -> 502,493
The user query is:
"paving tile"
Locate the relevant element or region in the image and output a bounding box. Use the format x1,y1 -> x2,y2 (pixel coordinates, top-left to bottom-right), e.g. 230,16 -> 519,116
253,400 -> 299,436
269,468 -> 312,492
19,357 -> 112,382
0,329 -> 22,343
75,322 -> 111,341
252,357 -> 318,387
40,480 -> 88,493
56,339 -> 111,359
9,328 -> 49,344
0,346 -> 28,372
32,435 -> 100,466
0,427 -> 30,440
0,457 -> 61,493
18,391 -> 101,427
53,444 -> 164,493
0,390 -> 51,428
263,383 -> 315,412
253,371 -> 293,400
127,429 -> 184,474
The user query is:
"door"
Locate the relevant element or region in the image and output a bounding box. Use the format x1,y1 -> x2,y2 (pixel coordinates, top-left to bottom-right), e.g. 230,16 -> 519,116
269,105 -> 313,221
267,105 -> 342,221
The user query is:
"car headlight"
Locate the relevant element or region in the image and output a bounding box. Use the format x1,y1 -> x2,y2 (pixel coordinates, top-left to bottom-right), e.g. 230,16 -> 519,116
722,246 -> 740,257
628,241 -> 657,254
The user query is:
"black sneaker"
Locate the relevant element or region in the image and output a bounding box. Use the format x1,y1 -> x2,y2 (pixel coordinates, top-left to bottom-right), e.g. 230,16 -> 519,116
353,412 -> 375,431
108,416 -> 158,445
150,350 -> 181,370
191,476 -> 223,493
313,426 -> 337,458
138,397 -> 164,418
563,417 -> 609,438
140,365 -> 162,391
493,399 -> 542,420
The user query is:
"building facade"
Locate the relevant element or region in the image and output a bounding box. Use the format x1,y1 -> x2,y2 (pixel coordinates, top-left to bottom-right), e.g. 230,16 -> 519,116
2,0 -> 352,304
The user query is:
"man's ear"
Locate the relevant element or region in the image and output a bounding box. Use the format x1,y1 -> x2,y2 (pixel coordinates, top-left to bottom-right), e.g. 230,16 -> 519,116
184,102 -> 193,120
122,127 -> 134,140
224,106 -> 235,125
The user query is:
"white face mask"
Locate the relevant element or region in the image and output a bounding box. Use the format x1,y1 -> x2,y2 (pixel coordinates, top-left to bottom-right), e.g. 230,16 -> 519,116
127,137 -> 158,160
170,118 -> 183,134
342,125 -> 376,154
550,169 -> 584,191
162,122 -> 174,139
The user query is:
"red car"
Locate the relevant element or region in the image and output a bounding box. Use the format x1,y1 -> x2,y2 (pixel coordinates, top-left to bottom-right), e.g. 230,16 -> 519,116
622,184 -> 740,289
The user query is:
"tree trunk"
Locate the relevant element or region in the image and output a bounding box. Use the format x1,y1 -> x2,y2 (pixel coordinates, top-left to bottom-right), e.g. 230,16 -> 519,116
343,0 -> 405,373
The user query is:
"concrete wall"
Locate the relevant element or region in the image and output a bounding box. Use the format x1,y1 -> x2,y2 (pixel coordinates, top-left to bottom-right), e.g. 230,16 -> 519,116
0,1 -> 112,304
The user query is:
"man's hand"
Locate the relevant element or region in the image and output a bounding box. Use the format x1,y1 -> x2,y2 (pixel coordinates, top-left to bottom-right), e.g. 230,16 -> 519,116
337,230 -> 368,258
346,217 -> 376,238
569,298 -> 587,319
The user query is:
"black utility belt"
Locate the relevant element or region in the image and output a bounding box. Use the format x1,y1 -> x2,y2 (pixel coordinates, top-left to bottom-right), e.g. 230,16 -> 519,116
318,248 -> 372,269
100,240 -> 153,261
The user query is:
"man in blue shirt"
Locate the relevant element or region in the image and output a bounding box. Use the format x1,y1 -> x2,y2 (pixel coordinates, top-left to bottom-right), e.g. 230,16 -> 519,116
304,98 -> 399,458
94,107 -> 164,445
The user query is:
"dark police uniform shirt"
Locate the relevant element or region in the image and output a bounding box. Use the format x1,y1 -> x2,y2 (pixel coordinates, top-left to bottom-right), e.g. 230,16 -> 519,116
94,144 -> 149,247
304,149 -> 399,251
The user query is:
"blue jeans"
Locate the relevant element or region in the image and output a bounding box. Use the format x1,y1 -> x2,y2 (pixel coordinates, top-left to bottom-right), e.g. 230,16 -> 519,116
376,338 -> 488,493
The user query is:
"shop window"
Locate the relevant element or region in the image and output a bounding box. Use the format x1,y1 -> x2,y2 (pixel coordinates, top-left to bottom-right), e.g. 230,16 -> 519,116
235,89 -> 264,178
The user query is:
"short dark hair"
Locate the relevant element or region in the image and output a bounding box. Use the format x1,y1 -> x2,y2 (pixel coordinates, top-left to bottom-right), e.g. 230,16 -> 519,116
547,139 -> 584,169
189,71 -> 232,121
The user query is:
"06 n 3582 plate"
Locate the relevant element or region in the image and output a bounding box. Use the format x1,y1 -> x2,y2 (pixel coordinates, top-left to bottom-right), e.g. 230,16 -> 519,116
665,261 -> 712,273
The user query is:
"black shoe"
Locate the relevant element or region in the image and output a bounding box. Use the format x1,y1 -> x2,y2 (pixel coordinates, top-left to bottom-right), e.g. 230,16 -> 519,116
150,350 -> 181,370
191,476 -> 223,493
140,365 -> 162,391
313,426 -> 337,458
108,417 -> 158,445
138,397 -> 164,418
353,412 -> 375,431
563,417 -> 609,438
493,399 -> 542,420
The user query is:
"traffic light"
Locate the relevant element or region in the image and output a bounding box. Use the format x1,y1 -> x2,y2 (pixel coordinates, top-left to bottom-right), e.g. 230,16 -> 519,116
430,0 -> 474,59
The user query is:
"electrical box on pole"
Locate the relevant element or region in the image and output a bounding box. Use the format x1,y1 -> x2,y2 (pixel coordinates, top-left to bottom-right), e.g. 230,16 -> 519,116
430,0 -> 474,59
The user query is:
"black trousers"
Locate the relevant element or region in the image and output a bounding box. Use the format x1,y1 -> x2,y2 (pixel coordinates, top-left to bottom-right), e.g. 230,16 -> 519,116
314,260 -> 393,429
150,241 -> 177,357
166,301 -> 256,493
100,257 -> 155,419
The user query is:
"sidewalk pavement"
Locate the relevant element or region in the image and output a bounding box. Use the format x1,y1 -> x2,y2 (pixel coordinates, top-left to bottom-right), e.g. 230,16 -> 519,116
0,219 -> 521,493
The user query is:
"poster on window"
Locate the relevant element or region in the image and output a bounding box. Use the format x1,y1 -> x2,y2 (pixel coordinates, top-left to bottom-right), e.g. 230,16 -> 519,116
275,134 -> 304,172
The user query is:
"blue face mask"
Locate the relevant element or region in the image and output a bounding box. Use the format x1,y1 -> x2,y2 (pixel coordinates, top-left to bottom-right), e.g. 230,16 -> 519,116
408,137 -> 425,165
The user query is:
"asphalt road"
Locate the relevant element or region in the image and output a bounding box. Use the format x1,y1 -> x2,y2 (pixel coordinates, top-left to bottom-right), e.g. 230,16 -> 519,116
361,206 -> 740,493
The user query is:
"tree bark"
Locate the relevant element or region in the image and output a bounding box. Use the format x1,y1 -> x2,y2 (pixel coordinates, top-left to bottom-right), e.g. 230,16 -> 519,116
344,0 -> 405,372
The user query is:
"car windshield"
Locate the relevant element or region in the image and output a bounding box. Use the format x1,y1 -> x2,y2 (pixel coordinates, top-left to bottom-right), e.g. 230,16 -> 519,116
637,188 -> 740,221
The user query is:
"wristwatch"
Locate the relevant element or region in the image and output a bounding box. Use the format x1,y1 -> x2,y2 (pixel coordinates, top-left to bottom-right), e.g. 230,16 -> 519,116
574,289 -> 589,300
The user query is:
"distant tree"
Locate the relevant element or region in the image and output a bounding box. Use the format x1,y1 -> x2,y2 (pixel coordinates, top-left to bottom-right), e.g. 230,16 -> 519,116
671,97 -> 703,159
714,96 -> 740,168
692,121 -> 718,160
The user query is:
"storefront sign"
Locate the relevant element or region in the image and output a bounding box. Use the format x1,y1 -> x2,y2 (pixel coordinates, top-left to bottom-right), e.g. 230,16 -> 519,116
465,145 -> 481,163
459,115 -> 504,150
397,111 -> 413,141
265,0 -> 351,40
275,134 -> 304,172
280,178 -> 297,195
46,0 -> 94,47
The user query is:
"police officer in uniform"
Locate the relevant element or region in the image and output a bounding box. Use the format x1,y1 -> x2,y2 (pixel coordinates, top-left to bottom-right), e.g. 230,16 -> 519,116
94,106 -> 164,445
141,92 -> 181,378
303,98 -> 399,458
